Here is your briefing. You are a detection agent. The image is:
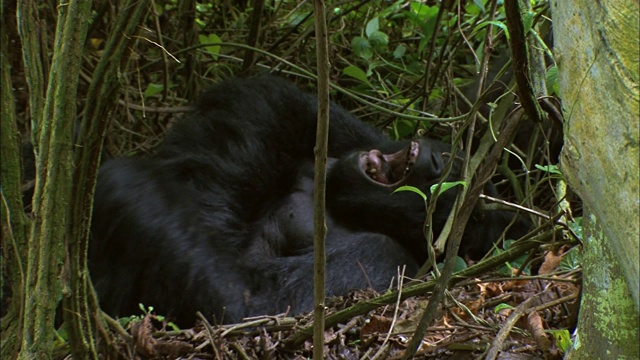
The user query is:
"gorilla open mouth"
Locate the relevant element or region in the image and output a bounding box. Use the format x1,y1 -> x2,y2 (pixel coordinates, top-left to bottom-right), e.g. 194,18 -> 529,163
361,141 -> 419,185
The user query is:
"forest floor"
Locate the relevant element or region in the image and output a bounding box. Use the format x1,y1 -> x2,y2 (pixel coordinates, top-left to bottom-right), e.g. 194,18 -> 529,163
99,250 -> 580,360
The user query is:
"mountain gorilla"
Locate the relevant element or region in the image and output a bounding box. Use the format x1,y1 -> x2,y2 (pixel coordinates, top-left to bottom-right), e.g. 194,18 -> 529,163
90,76 -> 527,325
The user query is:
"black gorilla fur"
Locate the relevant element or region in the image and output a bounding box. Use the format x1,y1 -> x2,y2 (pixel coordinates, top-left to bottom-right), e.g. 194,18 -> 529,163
90,76 -> 527,325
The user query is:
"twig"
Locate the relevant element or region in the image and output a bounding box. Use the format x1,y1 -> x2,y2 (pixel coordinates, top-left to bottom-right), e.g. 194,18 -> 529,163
504,0 -> 544,123
312,1 -> 331,359
480,193 -> 551,220
484,295 -> 538,360
230,342 -> 252,360
116,99 -> 191,113
221,317 -> 289,338
196,311 -> 221,359
370,266 -> 406,360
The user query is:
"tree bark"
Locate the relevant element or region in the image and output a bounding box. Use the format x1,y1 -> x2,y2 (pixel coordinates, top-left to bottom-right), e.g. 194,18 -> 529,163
552,0 -> 639,357
1,8 -> 29,357
18,1 -> 94,358
63,1 -> 150,358
312,1 -> 330,359
571,214 -> 639,358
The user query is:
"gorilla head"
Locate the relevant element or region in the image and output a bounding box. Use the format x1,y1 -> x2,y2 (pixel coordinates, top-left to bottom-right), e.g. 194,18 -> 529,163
326,138 -> 463,260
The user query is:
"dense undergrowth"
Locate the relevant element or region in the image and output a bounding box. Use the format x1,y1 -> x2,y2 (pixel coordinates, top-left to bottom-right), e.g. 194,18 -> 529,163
3,1 -> 583,358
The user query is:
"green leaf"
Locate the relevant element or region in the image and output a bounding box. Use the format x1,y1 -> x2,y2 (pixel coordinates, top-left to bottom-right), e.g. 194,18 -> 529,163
286,11 -> 311,27
546,65 -> 560,96
351,36 -> 373,60
465,1 -> 483,15
494,303 -> 515,313
117,315 -> 139,329
365,17 -> 379,38
153,2 -> 164,16
410,2 -> 436,18
198,33 -> 221,60
342,65 -> 372,87
560,246 -> 582,271
368,31 -> 389,48
568,217 -> 583,241
393,185 -> 427,202
535,164 -> 562,175
494,240 -> 530,276
391,119 -> 414,139
430,181 -> 466,196
436,256 -> 468,272
393,44 -> 406,59
55,324 -> 69,343
547,329 -> 573,352
475,20 -> 509,40
453,256 -> 468,272
428,88 -> 443,102
523,11 -> 535,33
196,3 -> 211,13
144,83 -> 164,98
472,0 -> 485,13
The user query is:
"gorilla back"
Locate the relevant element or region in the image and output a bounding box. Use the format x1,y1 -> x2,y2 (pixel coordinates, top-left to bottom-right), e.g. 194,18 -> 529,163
90,76 -> 528,325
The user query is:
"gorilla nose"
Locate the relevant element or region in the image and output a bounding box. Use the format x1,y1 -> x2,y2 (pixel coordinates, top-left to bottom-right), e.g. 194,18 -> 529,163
365,149 -> 385,179
417,139 -> 446,179
432,151 -> 444,175
367,149 -> 384,169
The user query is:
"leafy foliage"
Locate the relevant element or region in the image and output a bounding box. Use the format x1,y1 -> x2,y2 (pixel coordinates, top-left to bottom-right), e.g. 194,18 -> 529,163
4,1 -> 577,358
118,304 -> 180,332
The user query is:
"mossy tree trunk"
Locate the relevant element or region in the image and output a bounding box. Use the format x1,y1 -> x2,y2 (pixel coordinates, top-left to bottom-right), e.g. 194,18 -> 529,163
0,3 -> 30,355
62,0 -> 150,357
552,0 -> 639,357
2,1 -> 150,358
16,1 -> 94,358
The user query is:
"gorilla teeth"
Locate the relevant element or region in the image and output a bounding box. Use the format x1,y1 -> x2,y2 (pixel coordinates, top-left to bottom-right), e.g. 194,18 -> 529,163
402,142 -> 418,177
403,161 -> 414,177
